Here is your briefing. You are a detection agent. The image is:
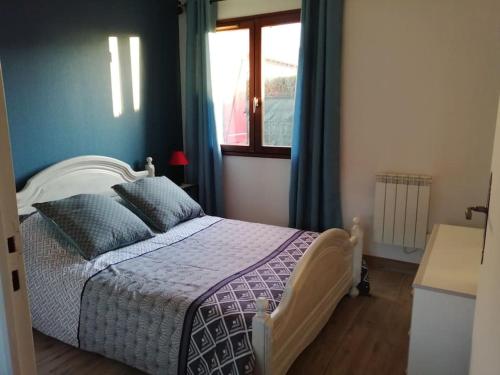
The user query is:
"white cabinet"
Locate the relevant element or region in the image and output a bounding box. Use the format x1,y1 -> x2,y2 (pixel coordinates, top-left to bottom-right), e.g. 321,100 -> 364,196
408,224 -> 483,375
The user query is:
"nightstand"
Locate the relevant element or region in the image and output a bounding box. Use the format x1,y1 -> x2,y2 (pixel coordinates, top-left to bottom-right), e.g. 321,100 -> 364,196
180,183 -> 198,202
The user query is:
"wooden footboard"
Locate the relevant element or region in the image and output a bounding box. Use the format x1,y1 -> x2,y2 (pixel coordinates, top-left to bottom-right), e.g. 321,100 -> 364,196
252,218 -> 364,375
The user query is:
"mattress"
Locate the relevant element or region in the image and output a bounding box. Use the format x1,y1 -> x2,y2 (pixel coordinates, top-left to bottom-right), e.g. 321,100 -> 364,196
22,213 -> 319,374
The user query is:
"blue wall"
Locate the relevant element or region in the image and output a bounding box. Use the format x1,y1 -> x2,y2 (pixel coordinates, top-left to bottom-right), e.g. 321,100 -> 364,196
0,0 -> 183,189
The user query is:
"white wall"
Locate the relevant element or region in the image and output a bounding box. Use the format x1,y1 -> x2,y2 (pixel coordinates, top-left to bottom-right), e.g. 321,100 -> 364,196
341,0 -> 500,262
217,0 -> 300,19
182,0 -> 500,262
224,156 -> 291,226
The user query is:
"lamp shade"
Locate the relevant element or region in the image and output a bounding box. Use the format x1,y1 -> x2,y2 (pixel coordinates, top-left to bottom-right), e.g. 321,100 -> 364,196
169,150 -> 189,166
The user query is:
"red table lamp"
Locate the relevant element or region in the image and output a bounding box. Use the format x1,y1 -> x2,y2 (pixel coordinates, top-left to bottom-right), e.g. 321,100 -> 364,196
169,150 -> 189,166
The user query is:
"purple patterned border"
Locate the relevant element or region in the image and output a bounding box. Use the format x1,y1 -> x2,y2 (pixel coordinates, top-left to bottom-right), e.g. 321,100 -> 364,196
177,229 -> 309,374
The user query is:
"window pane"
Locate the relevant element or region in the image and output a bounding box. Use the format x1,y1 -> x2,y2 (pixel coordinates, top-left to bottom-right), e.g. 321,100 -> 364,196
261,23 -> 301,147
211,29 -> 250,146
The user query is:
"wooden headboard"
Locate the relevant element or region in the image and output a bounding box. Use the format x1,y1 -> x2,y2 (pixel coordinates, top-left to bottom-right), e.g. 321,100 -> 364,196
16,156 -> 155,215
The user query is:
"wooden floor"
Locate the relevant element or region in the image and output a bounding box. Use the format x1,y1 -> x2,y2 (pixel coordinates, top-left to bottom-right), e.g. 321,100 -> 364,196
34,256 -> 417,375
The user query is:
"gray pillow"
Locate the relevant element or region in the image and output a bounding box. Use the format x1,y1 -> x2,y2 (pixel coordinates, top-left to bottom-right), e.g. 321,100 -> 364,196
112,177 -> 203,232
33,194 -> 154,260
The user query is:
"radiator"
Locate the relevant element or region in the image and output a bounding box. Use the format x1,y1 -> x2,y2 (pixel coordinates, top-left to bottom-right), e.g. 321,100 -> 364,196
373,173 -> 432,249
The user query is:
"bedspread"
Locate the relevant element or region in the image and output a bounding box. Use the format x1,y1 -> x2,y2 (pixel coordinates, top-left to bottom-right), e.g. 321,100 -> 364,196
23,214 -> 321,374
78,220 -> 318,374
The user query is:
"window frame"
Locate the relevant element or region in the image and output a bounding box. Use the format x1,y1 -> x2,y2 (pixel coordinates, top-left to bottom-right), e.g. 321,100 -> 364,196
216,10 -> 301,159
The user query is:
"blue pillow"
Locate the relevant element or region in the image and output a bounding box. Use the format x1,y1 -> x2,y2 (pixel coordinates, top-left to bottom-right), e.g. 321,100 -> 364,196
112,177 -> 203,232
33,194 -> 154,260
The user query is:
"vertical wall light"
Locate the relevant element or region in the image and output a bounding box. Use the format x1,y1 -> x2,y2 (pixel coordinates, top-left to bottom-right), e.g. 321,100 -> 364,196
129,36 -> 141,112
108,36 -> 122,118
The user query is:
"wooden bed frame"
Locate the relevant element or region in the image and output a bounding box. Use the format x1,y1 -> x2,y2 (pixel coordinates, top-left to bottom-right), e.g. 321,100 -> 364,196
16,155 -> 363,375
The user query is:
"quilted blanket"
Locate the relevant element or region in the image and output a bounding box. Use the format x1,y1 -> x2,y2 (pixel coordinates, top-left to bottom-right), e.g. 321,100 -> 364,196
23,214 -> 368,375
78,220 -> 318,374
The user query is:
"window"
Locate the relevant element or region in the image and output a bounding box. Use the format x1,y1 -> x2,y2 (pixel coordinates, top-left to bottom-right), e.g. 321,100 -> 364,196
211,10 -> 301,158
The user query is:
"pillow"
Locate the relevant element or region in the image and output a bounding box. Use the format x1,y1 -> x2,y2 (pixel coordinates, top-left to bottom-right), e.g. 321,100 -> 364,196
112,176 -> 203,232
33,194 -> 154,260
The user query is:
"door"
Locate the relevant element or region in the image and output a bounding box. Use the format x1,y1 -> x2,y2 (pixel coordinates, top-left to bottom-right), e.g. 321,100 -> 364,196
0,62 -> 37,374
470,97 -> 500,375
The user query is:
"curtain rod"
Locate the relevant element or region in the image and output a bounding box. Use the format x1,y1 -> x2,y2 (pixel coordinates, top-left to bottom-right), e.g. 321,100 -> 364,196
177,0 -> 225,15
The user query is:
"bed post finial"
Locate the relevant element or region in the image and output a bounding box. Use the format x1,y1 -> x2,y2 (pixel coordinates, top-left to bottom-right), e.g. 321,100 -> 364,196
349,216 -> 363,298
352,216 -> 361,227
256,297 -> 269,318
145,157 -> 155,177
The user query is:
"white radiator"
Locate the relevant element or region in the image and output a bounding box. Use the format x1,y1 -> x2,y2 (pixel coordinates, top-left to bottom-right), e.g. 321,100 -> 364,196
373,173 -> 432,249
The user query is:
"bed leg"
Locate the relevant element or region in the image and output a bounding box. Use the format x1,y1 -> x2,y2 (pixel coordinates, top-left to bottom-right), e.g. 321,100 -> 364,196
349,217 -> 363,299
252,297 -> 272,375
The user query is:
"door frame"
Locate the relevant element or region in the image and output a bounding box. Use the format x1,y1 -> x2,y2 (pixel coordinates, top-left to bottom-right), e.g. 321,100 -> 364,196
469,96 -> 500,374
0,61 -> 37,374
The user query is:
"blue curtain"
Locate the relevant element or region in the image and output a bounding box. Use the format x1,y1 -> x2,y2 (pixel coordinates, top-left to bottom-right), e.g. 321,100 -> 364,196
185,0 -> 224,216
289,0 -> 344,231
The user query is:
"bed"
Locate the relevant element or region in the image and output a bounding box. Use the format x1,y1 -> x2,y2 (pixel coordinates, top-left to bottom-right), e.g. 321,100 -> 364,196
17,155 -> 363,375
